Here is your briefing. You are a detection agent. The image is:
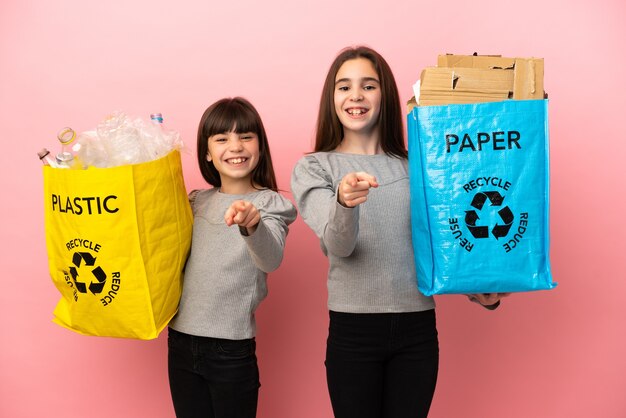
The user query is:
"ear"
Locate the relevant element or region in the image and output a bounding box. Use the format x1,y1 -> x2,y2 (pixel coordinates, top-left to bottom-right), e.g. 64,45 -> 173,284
206,153 -> 212,162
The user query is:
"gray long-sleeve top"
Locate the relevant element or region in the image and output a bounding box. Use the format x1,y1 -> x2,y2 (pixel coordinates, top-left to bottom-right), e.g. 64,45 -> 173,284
169,188 -> 297,339
291,152 -> 434,313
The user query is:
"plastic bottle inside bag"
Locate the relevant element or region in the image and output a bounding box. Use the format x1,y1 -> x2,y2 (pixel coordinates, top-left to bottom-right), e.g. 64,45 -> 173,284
37,148 -> 59,167
138,113 -> 169,159
98,112 -> 150,166
56,112 -> 185,169
157,114 -> 184,155
57,127 -> 76,154
55,127 -> 83,169
72,131 -> 111,168
140,113 -> 184,159
55,152 -> 76,168
163,117 -> 185,154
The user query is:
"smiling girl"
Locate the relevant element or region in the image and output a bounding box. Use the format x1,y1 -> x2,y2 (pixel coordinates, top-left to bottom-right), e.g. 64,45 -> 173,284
291,46 -> 438,418
168,97 -> 296,418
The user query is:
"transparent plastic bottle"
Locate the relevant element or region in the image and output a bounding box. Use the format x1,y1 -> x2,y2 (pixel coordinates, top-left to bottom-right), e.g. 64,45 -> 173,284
150,113 -> 164,124
55,152 -> 76,169
37,148 -> 59,167
54,127 -> 84,169
147,113 -> 173,159
55,127 -> 77,167
57,127 -> 76,152
155,113 -> 185,155
98,112 -> 149,166
72,131 -> 110,168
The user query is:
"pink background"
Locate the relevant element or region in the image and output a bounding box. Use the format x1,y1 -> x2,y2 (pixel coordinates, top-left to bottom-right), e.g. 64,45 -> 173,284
2,0 -> 625,417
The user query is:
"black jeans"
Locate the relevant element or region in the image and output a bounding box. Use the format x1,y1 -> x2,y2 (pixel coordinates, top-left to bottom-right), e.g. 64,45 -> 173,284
168,328 -> 260,418
326,309 -> 439,418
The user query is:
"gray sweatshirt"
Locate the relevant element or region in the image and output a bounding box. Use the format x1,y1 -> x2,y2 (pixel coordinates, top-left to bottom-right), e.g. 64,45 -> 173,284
169,188 -> 297,339
291,152 -> 434,313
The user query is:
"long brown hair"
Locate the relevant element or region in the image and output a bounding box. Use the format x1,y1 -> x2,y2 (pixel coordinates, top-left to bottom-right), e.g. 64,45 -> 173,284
314,46 -> 406,159
197,97 -> 278,191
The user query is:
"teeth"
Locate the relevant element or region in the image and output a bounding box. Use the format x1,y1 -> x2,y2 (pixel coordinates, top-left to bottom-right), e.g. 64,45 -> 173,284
228,158 -> 246,164
347,109 -> 366,115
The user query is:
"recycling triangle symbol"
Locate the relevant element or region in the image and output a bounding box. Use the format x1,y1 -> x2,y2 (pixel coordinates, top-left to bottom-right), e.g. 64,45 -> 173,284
68,252 -> 107,295
464,191 -> 514,239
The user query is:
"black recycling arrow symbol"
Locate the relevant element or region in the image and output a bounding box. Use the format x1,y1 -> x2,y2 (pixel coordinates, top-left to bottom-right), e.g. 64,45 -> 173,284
72,252 -> 82,268
498,206 -> 514,224
69,266 -> 87,293
67,251 -> 106,295
79,252 -> 97,266
465,210 -> 489,238
464,190 -> 515,240
88,266 -> 107,294
72,252 -> 97,267
470,192 -> 488,210
465,210 -> 480,225
492,206 -> 515,239
484,191 -> 504,206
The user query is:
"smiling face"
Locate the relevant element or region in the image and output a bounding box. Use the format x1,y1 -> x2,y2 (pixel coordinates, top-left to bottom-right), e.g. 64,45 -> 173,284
206,130 -> 260,194
333,57 -> 382,139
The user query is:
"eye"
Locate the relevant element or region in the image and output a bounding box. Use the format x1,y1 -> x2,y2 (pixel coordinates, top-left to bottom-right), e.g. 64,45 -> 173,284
212,136 -> 227,143
240,133 -> 255,141
336,85 -> 349,92
364,85 -> 377,91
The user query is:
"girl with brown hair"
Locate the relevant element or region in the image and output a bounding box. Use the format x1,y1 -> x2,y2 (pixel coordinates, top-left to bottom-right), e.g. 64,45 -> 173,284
168,97 -> 296,418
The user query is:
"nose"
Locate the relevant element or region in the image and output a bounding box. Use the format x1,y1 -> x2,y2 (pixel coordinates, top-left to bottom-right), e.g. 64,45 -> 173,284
229,138 -> 244,152
350,90 -> 363,102
350,89 -> 363,102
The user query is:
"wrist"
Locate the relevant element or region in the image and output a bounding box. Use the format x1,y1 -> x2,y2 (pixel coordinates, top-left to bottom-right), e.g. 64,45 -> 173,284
239,223 -> 259,236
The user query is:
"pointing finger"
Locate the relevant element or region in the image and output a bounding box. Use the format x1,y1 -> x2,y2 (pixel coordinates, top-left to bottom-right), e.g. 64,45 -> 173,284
355,172 -> 378,188
343,172 -> 359,188
224,207 -> 236,226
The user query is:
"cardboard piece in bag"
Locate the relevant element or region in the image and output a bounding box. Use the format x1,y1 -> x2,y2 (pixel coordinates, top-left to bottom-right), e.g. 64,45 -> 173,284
436,54 -> 544,100
418,54 -> 544,106
419,67 -> 513,106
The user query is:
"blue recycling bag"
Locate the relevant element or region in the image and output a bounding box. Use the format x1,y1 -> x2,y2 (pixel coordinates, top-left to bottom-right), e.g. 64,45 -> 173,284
408,99 -> 556,295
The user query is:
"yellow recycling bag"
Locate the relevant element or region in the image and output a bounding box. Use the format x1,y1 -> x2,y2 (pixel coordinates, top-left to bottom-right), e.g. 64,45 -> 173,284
43,150 -> 193,339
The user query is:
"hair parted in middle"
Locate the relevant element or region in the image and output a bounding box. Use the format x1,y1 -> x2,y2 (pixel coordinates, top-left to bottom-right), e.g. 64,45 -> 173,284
197,97 -> 278,192
314,45 -> 406,158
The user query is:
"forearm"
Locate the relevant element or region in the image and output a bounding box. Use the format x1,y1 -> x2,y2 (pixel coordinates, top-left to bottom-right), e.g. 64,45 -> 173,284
322,199 -> 359,257
242,218 -> 285,273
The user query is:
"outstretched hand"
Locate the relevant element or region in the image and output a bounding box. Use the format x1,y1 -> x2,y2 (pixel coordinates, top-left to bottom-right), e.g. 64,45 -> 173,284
224,200 -> 261,233
468,293 -> 511,307
338,171 -> 379,208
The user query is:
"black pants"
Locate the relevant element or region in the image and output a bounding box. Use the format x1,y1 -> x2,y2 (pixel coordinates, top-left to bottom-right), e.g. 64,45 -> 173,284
167,328 -> 260,418
326,309 -> 439,418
